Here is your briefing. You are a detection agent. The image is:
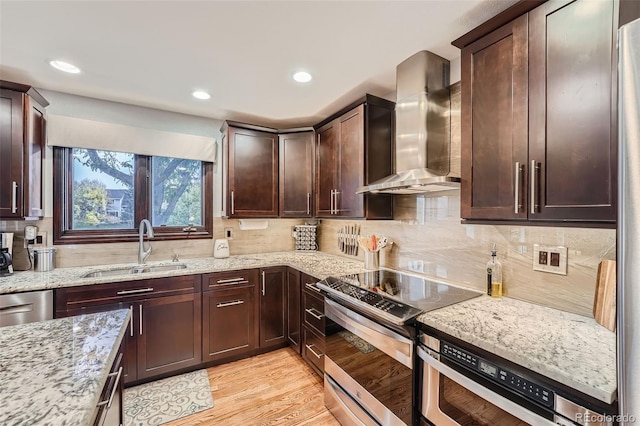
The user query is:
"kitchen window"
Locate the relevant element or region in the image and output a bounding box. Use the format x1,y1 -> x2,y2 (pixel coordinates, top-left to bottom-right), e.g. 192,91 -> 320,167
54,147 -> 213,244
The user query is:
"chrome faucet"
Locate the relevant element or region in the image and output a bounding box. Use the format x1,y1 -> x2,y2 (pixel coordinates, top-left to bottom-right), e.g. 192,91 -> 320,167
138,219 -> 154,264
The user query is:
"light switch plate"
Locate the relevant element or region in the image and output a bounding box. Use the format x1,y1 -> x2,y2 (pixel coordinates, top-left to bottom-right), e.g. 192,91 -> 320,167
532,244 -> 567,275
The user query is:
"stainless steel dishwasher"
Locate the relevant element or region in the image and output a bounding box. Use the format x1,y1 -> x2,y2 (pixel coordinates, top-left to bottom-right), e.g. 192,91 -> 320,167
0,290 -> 53,326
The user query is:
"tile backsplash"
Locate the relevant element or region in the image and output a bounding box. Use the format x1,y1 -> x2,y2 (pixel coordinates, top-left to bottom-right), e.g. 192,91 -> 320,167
317,194 -> 616,317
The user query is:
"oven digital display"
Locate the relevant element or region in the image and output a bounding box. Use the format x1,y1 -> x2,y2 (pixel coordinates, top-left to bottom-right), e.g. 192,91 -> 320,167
479,360 -> 498,378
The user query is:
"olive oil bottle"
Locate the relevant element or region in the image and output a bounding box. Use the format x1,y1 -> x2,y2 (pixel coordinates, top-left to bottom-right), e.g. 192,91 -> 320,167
486,245 -> 503,298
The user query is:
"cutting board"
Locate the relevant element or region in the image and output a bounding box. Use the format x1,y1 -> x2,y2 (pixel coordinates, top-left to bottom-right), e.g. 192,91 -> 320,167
593,260 -> 616,331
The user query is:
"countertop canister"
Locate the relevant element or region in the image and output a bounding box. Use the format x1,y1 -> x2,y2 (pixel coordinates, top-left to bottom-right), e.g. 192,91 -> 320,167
32,247 -> 56,272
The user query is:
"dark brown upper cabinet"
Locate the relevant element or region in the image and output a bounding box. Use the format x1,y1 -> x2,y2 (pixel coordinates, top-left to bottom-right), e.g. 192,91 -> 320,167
314,95 -> 394,219
528,0 -> 617,222
460,15 -> 529,221
221,122 -> 279,218
279,131 -> 314,217
0,81 -> 48,219
459,0 -> 618,226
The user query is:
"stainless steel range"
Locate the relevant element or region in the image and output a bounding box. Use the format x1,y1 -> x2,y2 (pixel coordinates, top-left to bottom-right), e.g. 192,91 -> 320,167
317,269 -> 481,426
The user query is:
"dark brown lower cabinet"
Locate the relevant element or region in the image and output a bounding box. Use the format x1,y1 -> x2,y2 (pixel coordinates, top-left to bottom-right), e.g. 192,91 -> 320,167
286,268 -> 302,353
301,278 -> 325,376
66,302 -> 138,383
259,267 -> 288,348
92,342 -> 124,426
55,275 -> 202,385
302,326 -> 325,376
202,284 -> 258,362
137,293 -> 202,380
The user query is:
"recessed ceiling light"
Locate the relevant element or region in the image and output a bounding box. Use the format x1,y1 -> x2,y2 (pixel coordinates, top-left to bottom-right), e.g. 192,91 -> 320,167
293,71 -> 312,83
192,91 -> 211,100
49,60 -> 81,74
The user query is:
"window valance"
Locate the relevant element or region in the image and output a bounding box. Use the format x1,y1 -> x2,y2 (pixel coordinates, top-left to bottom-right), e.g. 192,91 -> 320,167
47,114 -> 216,163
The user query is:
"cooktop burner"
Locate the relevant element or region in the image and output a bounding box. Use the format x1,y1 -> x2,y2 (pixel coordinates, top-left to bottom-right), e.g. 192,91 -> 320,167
317,269 -> 482,325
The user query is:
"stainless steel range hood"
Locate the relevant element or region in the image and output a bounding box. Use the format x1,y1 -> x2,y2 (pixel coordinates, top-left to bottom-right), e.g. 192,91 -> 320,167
357,51 -> 460,195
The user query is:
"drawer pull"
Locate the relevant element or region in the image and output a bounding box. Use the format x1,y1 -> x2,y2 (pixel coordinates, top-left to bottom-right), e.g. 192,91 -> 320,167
305,308 -> 324,320
217,300 -> 244,308
305,283 -> 321,292
116,287 -> 154,296
96,366 -> 122,408
216,278 -> 247,284
306,344 -> 323,359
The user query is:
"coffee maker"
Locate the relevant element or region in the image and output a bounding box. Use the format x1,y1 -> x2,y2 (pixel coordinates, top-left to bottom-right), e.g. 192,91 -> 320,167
1,232 -> 14,276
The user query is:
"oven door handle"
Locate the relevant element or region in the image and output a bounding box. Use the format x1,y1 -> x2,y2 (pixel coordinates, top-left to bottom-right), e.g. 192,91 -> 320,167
325,374 -> 379,426
417,346 -> 556,426
325,298 -> 413,369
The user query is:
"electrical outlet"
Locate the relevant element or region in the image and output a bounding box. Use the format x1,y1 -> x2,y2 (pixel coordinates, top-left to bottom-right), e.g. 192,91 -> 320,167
532,244 -> 567,275
225,227 -> 233,240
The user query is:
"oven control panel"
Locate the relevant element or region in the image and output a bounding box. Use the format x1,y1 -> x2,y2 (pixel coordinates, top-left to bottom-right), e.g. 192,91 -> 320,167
441,342 -> 554,408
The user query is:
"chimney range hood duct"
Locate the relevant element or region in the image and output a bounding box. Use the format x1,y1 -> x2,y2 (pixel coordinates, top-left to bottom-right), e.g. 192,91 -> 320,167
357,51 -> 460,195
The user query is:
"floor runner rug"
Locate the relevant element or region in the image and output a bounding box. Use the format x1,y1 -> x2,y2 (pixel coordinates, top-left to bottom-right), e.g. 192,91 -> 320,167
124,369 -> 214,425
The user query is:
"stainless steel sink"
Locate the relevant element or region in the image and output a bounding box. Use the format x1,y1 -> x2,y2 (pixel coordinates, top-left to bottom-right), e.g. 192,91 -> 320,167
82,264 -> 187,278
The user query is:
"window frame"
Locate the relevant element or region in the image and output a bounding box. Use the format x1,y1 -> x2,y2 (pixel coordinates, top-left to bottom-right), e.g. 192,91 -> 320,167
53,147 -> 213,244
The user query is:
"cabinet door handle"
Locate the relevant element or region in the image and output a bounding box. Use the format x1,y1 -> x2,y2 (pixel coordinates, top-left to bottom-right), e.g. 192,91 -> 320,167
139,304 -> 143,336
261,271 -> 266,296
530,160 -> 539,214
305,282 -> 320,292
129,305 -> 133,337
514,162 -> 523,214
334,190 -> 340,215
96,366 -> 122,408
305,344 -> 323,359
217,299 -> 244,308
330,190 -> 334,214
11,181 -> 17,213
307,193 -> 311,215
231,191 -> 235,215
305,307 -> 324,320
117,287 -> 154,296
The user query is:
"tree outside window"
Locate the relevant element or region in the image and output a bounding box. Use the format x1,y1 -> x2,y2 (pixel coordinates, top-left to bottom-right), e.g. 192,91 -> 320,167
54,147 -> 212,244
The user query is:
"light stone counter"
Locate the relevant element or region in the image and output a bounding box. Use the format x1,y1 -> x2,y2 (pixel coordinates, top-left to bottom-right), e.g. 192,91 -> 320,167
0,253 -> 616,407
417,296 -> 616,404
0,252 -> 365,294
0,309 -> 130,426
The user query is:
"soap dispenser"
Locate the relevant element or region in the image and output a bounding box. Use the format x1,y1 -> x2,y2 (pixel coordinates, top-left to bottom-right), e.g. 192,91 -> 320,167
486,244 -> 503,298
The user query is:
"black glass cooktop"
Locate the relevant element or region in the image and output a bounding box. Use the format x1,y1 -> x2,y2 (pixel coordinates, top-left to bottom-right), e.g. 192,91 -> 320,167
317,269 -> 482,325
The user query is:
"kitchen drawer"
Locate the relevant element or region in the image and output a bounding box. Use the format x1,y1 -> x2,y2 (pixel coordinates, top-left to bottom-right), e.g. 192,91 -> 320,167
202,269 -> 259,291
302,326 -> 325,376
92,343 -> 124,426
303,288 -> 325,336
55,275 -> 202,311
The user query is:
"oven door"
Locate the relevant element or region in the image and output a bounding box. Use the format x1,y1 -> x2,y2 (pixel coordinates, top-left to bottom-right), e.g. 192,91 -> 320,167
417,345 -> 557,426
324,298 -> 414,426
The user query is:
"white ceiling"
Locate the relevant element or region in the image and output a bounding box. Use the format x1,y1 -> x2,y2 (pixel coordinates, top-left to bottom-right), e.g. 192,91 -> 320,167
0,0 -> 518,128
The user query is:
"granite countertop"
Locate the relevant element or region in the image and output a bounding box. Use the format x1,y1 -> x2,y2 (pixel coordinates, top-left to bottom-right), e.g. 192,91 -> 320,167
417,296 -> 617,404
0,309 -> 130,426
0,251 -> 365,294
0,251 -> 616,408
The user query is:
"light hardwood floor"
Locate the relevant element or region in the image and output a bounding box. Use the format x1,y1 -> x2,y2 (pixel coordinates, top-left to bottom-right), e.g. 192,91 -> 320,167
165,348 -> 340,426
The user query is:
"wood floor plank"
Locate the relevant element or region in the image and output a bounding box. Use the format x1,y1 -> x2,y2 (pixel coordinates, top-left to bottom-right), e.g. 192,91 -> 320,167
164,348 -> 340,426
